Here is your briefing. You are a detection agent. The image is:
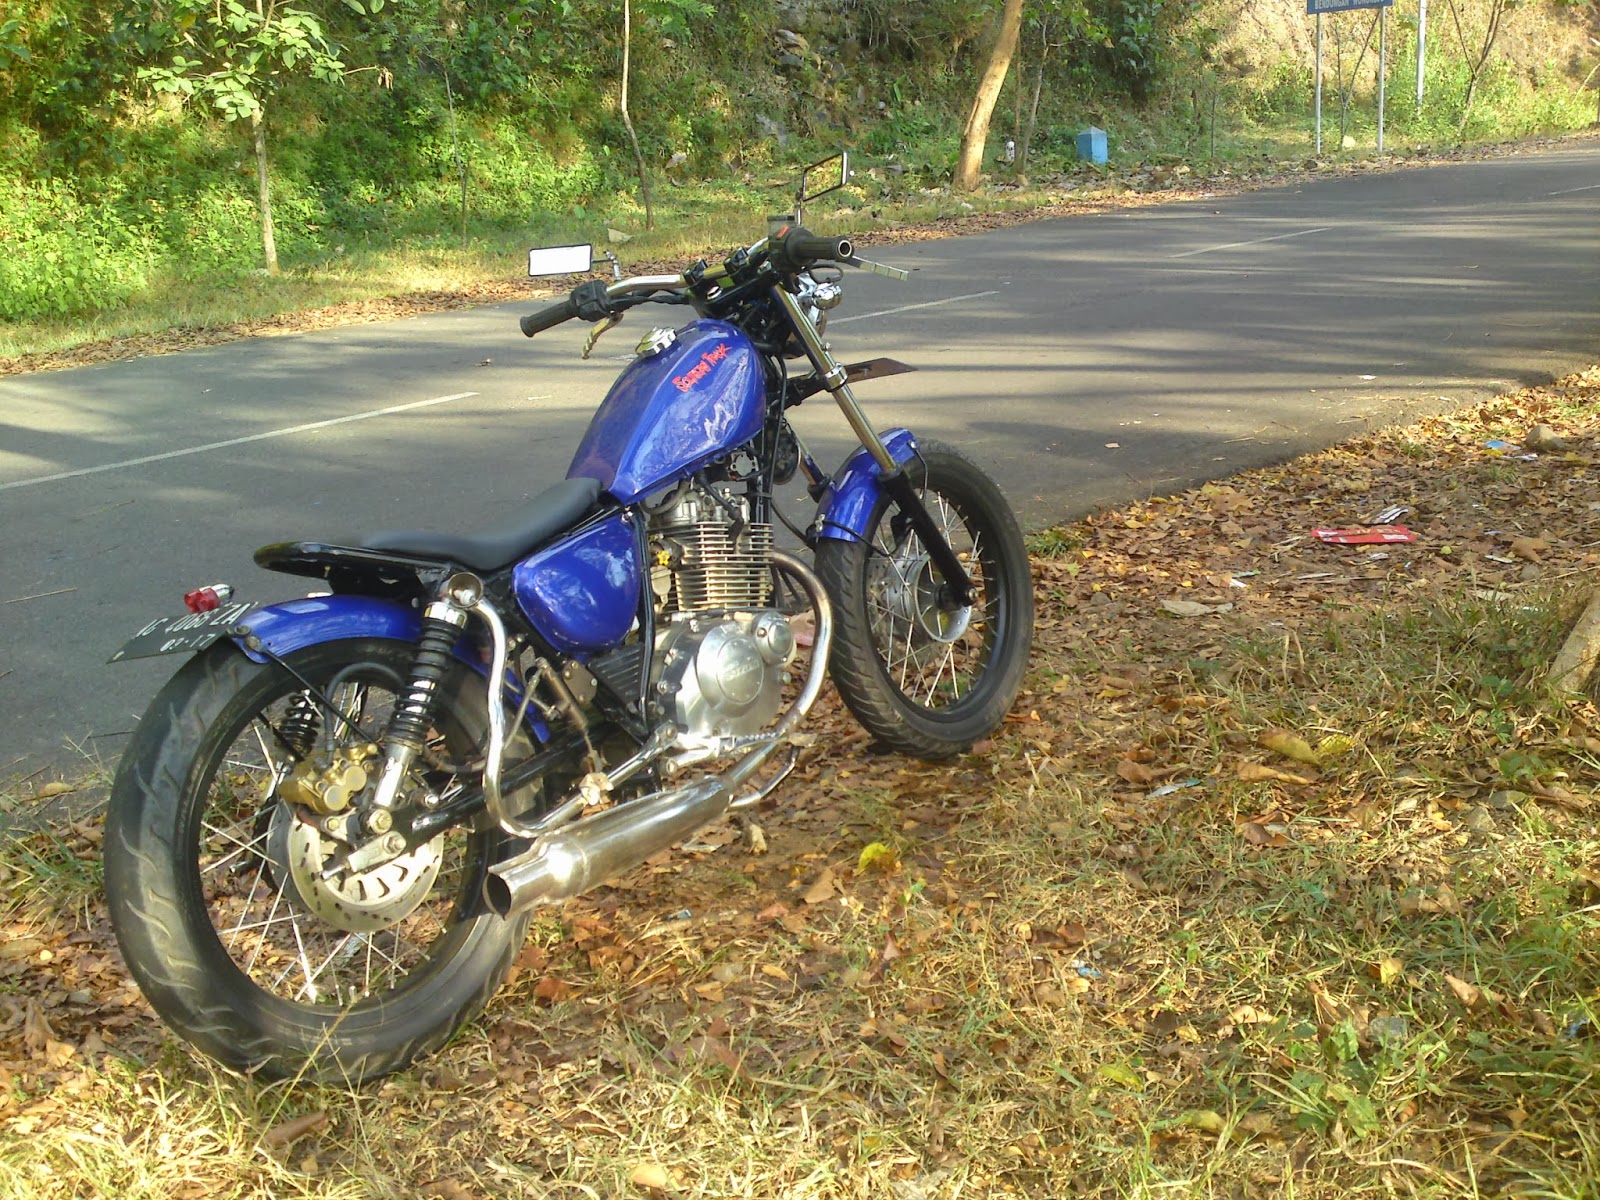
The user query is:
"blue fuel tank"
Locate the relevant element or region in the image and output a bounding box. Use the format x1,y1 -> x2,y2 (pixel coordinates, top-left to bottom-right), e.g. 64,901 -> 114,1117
567,319 -> 764,504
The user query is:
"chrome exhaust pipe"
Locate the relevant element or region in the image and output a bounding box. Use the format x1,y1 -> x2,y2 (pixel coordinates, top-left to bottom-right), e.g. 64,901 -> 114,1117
485,550 -> 834,920
485,777 -> 728,918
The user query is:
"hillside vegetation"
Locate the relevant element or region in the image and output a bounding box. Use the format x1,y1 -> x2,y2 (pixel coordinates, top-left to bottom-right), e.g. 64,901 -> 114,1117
0,0 -> 1595,351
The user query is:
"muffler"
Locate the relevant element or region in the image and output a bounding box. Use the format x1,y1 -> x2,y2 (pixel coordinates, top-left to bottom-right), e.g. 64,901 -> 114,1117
485,776 -> 729,919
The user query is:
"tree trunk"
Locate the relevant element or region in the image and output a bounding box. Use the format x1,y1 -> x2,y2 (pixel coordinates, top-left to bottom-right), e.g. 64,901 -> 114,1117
953,0 -> 1025,193
252,111 -> 280,276
620,0 -> 654,231
1448,0 -> 1508,139
1019,24 -> 1049,175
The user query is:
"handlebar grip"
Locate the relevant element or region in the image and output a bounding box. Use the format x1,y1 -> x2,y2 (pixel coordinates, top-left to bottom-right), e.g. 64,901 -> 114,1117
520,293 -> 578,337
776,227 -> 854,268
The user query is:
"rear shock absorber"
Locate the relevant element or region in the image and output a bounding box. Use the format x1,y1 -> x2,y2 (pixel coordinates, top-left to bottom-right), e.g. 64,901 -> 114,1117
365,588 -> 473,820
278,691 -> 323,760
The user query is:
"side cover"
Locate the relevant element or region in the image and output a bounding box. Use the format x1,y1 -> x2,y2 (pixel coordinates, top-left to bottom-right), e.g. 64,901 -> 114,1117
511,510 -> 641,658
567,319 -> 764,504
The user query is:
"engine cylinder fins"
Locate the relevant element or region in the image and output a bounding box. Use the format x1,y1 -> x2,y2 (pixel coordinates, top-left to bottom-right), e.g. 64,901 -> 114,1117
654,520 -> 775,611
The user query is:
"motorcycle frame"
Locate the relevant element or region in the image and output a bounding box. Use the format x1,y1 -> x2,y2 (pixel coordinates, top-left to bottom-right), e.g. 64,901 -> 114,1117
223,240 -> 976,802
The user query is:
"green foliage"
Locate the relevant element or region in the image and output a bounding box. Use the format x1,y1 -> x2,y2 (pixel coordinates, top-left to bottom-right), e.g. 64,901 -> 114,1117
0,177 -> 156,319
0,0 -> 1594,323
137,0 -> 356,123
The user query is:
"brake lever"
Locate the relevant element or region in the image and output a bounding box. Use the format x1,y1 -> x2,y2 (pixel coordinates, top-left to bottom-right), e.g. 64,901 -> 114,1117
582,313 -> 622,359
843,254 -> 909,282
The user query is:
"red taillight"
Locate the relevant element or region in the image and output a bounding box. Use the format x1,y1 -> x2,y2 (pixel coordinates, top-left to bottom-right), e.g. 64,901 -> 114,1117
184,584 -> 234,613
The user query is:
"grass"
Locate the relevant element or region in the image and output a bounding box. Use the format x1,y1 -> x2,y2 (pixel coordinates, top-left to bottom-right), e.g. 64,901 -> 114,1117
5,364 -> 1600,1195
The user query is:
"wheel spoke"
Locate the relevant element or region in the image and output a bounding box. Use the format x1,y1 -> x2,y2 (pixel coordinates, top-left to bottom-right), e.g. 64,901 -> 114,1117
187,658 -> 490,1014
859,476 -> 1001,712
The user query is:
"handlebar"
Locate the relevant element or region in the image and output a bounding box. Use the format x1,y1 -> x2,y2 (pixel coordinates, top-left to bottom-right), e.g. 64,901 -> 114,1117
520,273 -> 687,338
518,228 -> 890,337
519,293 -> 579,337
772,226 -> 854,270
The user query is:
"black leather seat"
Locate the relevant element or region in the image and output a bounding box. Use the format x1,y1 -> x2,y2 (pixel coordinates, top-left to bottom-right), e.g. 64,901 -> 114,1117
360,476 -> 602,571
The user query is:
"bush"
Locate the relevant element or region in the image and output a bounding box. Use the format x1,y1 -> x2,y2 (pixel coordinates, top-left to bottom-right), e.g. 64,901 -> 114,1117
0,178 -> 157,320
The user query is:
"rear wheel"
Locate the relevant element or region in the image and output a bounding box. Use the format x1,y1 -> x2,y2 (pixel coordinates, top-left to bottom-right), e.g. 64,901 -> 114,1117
104,638 -> 529,1082
815,440 -> 1033,759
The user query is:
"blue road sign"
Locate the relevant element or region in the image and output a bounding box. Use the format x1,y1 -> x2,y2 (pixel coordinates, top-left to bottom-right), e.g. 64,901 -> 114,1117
1307,0 -> 1392,12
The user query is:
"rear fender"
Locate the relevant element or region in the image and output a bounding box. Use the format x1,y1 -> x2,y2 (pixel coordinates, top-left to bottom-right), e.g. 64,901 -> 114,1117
232,594 -> 548,740
812,428 -> 920,544
234,595 -> 421,662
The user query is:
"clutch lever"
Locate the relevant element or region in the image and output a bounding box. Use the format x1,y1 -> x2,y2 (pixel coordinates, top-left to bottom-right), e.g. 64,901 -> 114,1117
843,254 -> 909,282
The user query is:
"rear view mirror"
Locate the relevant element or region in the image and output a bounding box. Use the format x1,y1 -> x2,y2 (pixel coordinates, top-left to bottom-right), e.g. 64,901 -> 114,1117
527,244 -> 594,278
795,152 -> 849,224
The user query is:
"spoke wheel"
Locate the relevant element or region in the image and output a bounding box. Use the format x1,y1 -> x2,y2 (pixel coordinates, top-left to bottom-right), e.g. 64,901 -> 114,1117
816,440 -> 1033,759
105,638 -> 529,1082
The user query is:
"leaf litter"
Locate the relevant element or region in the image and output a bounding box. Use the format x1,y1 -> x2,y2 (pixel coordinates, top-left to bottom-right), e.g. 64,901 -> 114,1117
4,366 -> 1600,1195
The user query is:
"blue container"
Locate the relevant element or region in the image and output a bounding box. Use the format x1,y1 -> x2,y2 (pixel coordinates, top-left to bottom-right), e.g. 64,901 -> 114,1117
1076,126 -> 1107,165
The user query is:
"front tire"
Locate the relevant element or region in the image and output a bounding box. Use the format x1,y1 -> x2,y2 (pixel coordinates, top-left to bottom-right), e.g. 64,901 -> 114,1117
815,440 -> 1033,759
104,638 -> 529,1082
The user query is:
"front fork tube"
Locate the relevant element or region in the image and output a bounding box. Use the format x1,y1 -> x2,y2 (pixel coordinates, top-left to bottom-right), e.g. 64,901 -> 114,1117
772,284 -> 975,607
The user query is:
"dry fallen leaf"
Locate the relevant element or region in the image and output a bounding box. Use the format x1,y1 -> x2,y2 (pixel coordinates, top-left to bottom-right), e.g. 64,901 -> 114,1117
1509,535 -> 1551,562
261,1110 -> 329,1150
1239,821 -> 1292,849
1238,762 -> 1315,786
866,930 -> 903,983
630,1162 -> 672,1192
1116,758 -> 1157,785
802,868 -> 837,905
1160,598 -> 1234,618
1309,982 -> 1343,1027
1444,973 -> 1482,1008
1260,729 -> 1320,765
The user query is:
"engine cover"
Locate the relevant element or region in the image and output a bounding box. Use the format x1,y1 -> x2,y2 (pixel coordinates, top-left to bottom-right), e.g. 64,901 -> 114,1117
656,612 -> 794,738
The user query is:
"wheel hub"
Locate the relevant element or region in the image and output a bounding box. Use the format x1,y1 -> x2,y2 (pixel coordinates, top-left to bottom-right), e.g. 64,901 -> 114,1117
266,802 -> 443,934
881,551 -> 972,646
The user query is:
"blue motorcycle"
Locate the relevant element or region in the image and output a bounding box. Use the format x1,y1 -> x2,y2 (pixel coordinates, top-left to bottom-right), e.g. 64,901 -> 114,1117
104,157 -> 1034,1081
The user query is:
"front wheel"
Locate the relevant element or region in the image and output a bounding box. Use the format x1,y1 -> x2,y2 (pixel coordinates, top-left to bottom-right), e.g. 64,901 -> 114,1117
104,638 -> 530,1082
815,440 -> 1033,759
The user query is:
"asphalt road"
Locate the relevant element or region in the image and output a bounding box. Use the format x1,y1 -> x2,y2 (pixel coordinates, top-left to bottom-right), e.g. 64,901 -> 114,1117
3,143 -> 1599,780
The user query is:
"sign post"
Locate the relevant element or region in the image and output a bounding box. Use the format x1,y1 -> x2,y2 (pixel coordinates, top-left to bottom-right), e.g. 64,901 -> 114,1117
1307,0 -> 1394,154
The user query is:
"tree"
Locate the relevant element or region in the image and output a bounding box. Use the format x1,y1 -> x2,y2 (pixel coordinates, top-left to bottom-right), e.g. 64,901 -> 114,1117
138,0 -> 373,274
1444,0 -> 1519,137
620,0 -> 654,232
953,0 -> 1025,192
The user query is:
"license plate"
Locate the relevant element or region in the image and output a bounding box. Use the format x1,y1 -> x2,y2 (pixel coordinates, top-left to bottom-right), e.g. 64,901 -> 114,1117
109,601 -> 259,664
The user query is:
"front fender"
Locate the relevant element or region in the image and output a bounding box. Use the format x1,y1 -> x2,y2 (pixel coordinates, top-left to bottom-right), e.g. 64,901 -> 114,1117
812,428 -> 920,544
234,594 -> 421,663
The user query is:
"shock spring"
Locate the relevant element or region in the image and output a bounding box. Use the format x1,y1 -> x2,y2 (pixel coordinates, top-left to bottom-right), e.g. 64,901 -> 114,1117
383,613 -> 464,753
278,691 -> 322,760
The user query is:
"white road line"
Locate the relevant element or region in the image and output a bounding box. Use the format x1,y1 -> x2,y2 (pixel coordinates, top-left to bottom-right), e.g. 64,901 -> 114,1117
0,391 -> 481,492
831,289 -> 1001,324
1549,183 -> 1600,196
1168,226 -> 1331,259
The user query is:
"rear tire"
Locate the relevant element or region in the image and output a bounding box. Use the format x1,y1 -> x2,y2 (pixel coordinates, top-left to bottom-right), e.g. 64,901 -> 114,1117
104,638 -> 529,1082
815,440 -> 1033,759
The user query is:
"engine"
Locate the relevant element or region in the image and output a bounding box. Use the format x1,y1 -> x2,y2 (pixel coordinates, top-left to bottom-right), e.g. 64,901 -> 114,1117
645,479 -> 796,740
